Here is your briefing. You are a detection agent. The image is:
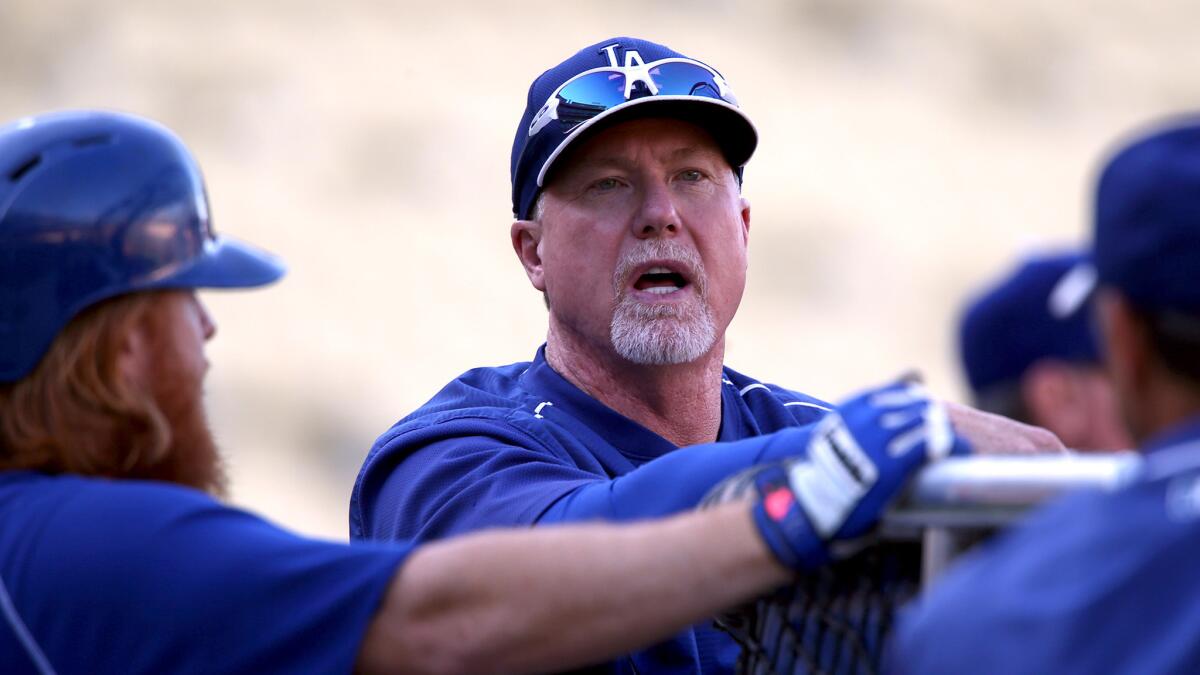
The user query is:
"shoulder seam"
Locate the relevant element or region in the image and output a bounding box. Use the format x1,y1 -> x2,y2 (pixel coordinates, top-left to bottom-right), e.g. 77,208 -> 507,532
784,400 -> 832,412
735,381 -> 832,412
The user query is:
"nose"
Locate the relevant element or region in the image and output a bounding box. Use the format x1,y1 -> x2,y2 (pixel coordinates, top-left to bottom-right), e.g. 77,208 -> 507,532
631,181 -> 680,239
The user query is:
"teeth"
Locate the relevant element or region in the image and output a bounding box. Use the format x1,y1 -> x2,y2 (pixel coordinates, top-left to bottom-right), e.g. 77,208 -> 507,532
645,286 -> 679,295
645,266 -> 673,275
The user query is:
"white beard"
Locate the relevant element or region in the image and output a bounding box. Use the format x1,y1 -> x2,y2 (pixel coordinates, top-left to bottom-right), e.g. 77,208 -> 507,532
609,240 -> 717,365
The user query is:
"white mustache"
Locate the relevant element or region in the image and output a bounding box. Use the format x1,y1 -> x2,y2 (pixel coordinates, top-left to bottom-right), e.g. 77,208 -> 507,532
612,240 -> 707,298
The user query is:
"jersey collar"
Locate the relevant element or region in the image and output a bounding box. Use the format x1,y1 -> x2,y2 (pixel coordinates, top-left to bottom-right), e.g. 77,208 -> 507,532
518,345 -> 743,461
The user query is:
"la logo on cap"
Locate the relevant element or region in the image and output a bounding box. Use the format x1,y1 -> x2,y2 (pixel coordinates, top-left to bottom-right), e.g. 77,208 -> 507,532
598,43 -> 647,69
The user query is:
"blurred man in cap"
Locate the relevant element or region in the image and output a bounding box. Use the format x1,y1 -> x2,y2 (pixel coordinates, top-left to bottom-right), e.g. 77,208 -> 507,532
890,115 -> 1200,674
958,251 -> 1132,451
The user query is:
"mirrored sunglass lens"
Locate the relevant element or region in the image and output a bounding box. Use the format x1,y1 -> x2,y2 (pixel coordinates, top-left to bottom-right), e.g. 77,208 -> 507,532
648,62 -> 724,100
557,71 -> 628,108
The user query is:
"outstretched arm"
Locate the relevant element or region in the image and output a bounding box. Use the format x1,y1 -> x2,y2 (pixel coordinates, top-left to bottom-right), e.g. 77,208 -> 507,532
357,501 -> 788,675
539,425 -> 816,523
537,390 -> 1013,525
358,379 -> 970,674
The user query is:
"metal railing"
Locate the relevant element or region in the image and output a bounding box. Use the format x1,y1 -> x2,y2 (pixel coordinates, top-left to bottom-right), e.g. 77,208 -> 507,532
883,452 -> 1142,584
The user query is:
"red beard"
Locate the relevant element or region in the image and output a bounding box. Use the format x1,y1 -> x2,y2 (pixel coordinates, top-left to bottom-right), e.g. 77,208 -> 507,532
138,299 -> 228,498
147,365 -> 227,497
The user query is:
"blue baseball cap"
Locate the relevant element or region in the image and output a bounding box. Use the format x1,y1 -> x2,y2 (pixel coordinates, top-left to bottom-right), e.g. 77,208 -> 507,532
510,37 -> 757,220
1094,116 -> 1200,311
1053,115 -> 1200,319
959,251 -> 1101,394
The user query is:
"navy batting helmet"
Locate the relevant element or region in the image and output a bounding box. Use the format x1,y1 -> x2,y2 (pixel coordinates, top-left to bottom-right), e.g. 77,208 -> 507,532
0,110 -> 284,382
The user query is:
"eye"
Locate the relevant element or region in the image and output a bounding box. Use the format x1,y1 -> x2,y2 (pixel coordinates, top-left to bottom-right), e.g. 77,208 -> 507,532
592,177 -> 622,191
678,169 -> 705,182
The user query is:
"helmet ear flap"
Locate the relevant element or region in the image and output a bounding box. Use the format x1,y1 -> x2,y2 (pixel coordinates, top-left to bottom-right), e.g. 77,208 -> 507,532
0,110 -> 283,383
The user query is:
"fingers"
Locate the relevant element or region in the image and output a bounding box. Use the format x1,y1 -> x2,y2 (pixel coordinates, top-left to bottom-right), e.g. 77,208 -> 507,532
839,376 -> 970,464
842,381 -> 931,437
879,407 -> 925,431
923,400 -> 958,460
866,381 -> 930,409
887,423 -> 932,459
944,401 -> 1066,455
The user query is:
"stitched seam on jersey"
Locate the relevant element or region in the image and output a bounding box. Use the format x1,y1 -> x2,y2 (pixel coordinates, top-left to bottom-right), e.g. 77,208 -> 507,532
383,413 -> 563,460
353,410 -> 562,522
739,381 -> 832,412
368,408 -> 551,464
499,409 -> 590,465
738,383 -> 769,396
0,574 -> 56,675
784,401 -> 833,412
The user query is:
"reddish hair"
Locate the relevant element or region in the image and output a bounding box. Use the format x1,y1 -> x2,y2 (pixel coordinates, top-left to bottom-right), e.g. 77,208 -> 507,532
0,293 -> 175,480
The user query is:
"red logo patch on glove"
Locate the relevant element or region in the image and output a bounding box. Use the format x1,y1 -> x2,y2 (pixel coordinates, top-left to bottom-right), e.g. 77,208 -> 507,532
765,487 -> 795,521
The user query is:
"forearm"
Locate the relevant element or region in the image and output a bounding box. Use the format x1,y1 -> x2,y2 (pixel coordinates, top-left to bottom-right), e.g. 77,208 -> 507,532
540,426 -> 813,523
357,502 -> 790,675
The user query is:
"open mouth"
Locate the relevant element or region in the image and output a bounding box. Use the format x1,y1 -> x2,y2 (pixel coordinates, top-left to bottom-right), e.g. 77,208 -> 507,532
632,265 -> 690,295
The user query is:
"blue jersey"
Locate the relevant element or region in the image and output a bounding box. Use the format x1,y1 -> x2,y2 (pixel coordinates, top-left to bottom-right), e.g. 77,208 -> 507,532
0,471 -> 410,674
350,345 -> 830,675
888,417 -> 1200,675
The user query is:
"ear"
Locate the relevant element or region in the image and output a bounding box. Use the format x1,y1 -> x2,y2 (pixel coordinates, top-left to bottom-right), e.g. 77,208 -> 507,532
738,196 -> 751,246
1022,361 -> 1083,447
115,318 -> 151,391
511,219 -> 547,292
1095,289 -> 1150,405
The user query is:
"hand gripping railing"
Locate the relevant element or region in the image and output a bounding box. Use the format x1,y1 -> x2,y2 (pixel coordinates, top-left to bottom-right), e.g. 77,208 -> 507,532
714,453 -> 1143,674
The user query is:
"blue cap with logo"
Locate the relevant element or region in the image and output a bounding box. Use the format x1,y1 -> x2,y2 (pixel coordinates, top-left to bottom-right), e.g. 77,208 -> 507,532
959,251 -> 1101,394
510,37 -> 758,220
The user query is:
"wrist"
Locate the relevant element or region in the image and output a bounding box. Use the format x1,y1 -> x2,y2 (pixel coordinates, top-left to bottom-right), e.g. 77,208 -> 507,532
751,495 -> 831,571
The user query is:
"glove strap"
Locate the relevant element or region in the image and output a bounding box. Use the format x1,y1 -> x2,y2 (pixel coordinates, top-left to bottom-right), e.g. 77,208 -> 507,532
750,466 -> 831,570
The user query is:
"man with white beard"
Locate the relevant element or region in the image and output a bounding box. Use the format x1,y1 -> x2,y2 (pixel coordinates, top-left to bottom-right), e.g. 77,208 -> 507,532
350,37 -> 1060,674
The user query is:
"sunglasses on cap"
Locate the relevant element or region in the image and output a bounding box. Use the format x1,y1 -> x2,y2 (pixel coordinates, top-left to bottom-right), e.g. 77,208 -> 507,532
527,57 -> 738,138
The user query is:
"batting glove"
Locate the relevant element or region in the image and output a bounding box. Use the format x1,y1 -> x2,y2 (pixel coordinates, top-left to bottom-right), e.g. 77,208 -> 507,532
750,379 -> 969,570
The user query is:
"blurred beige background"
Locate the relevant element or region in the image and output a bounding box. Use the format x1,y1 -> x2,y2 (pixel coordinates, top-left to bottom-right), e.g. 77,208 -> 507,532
4,0 -> 1196,539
